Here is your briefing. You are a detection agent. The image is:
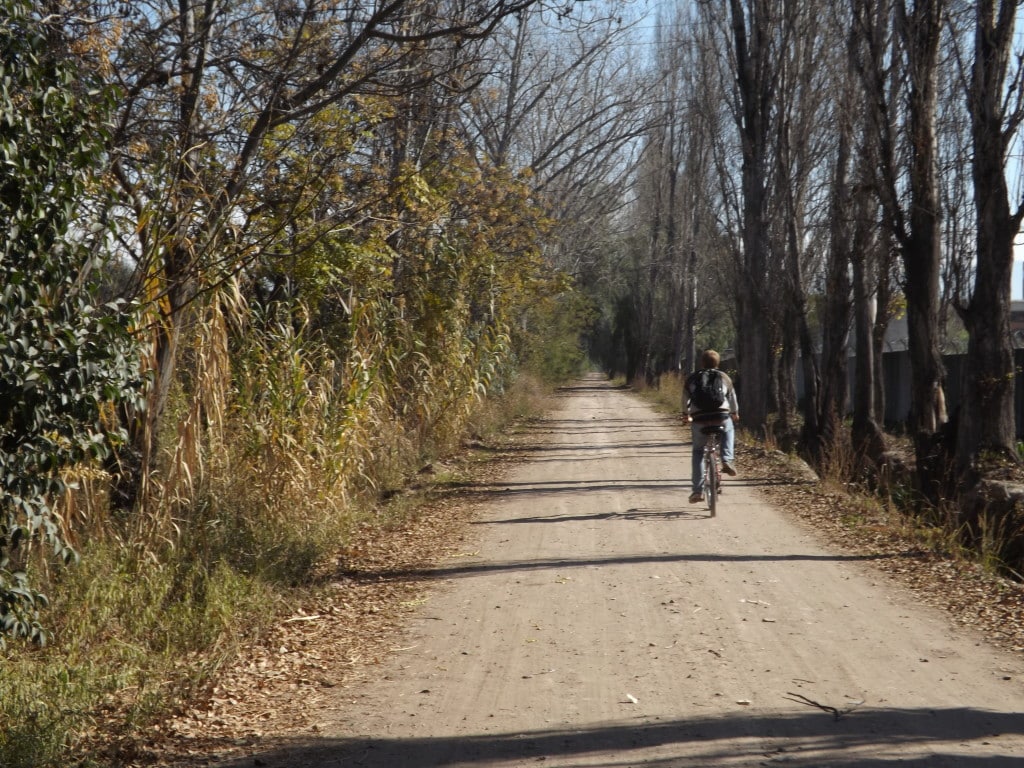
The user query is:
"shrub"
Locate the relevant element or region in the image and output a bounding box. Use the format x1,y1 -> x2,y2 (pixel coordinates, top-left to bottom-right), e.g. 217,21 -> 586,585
0,0 -> 143,646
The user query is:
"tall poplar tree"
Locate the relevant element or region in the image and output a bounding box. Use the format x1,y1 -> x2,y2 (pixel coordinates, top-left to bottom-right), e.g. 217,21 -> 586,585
955,0 -> 1024,474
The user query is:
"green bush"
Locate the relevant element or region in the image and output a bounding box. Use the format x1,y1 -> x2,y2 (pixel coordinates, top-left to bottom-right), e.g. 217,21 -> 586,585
0,0 -> 143,646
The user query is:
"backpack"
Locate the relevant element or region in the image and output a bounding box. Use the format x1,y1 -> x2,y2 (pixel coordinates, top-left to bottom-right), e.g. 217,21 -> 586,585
687,368 -> 726,412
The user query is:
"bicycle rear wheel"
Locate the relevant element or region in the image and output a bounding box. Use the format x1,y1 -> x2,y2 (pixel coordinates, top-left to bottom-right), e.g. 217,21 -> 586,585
705,441 -> 717,517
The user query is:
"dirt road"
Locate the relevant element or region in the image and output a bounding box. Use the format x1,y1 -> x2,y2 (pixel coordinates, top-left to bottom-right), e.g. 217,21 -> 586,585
237,375 -> 1024,767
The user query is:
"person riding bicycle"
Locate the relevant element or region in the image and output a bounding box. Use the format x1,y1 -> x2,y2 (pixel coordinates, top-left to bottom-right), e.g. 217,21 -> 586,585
684,349 -> 739,504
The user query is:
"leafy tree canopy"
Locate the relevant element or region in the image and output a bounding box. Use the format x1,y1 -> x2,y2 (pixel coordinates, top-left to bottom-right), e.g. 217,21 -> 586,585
0,0 -> 143,646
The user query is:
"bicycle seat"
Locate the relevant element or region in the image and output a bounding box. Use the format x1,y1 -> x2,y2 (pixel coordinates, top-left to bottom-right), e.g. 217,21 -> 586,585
700,424 -> 726,435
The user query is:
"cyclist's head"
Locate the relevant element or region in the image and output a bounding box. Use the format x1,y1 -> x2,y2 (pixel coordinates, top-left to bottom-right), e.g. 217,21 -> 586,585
701,349 -> 720,369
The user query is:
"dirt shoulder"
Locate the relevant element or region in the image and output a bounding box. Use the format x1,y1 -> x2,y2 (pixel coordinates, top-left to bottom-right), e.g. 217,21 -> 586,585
744,443 -> 1024,656
131,375 -> 1024,767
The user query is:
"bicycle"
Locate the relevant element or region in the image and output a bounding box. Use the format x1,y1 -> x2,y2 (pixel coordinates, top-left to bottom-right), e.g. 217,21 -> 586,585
700,423 -> 726,517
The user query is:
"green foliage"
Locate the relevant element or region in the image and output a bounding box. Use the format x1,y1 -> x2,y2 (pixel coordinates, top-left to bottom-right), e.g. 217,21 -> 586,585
519,290 -> 595,383
0,0 -> 142,646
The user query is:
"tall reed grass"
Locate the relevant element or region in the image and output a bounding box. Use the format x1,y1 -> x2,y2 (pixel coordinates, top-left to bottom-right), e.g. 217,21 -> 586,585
0,281 -> 548,767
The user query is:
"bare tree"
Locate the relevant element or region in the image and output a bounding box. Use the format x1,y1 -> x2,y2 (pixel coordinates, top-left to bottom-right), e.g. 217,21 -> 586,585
714,0 -> 780,434
675,16 -> 721,377
609,5 -> 737,386
629,7 -> 699,384
458,3 -> 660,380
954,0 -> 1024,473
769,0 -> 837,445
460,3 -> 653,273
838,13 -> 892,465
851,0 -> 949,493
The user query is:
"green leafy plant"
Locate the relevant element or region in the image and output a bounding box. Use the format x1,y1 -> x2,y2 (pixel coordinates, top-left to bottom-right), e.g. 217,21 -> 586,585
0,0 -> 142,646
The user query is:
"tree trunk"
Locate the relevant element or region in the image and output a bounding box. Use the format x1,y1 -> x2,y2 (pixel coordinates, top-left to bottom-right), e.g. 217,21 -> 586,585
871,264 -> 892,427
818,118 -> 853,461
796,301 -> 820,451
729,0 -> 774,434
852,243 -> 886,463
683,248 -> 698,375
901,0 -> 949,497
775,306 -> 796,433
903,238 -> 946,432
781,149 -> 819,452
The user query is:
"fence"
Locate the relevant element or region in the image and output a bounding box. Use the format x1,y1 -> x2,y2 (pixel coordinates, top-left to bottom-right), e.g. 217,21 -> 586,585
857,350 -> 1024,438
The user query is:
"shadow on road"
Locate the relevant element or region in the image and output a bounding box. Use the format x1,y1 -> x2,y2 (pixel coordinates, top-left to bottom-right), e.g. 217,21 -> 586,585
433,476 -> 812,504
217,707 -> 1024,768
334,547 -> 925,584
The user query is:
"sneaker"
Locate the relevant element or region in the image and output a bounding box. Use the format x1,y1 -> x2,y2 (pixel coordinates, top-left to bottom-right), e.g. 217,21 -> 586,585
722,462 -> 737,476
688,492 -> 704,504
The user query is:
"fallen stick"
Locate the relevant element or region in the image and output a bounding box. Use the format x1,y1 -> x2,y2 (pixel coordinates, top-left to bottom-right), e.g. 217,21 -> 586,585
783,692 -> 864,721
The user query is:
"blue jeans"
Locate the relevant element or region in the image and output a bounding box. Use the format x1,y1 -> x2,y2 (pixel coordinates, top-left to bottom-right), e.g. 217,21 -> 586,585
691,416 -> 734,495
